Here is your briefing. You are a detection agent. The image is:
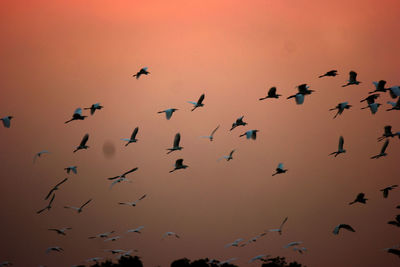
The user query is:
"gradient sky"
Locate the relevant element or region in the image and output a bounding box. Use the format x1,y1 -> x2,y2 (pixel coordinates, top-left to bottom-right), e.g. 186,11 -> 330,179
1,0 -> 400,266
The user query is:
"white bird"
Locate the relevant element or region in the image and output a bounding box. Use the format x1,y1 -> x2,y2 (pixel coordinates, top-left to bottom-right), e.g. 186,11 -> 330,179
119,194 -> 146,207
105,249 -> 128,255
169,159 -> 188,173
127,226 -> 144,234
371,139 -> 389,159
64,199 -> 92,213
117,249 -> 138,259
73,133 -> 89,153
342,71 -> 361,87
64,166 -> 77,174
158,108 -> 178,120
218,149 -> 235,161
65,108 -> 87,124
33,150 -> 50,163
84,103 -> 103,115
200,125 -> 220,141
187,93 -> 205,111
329,102 -> 351,119
284,241 -> 303,248
225,238 -> 244,248
230,116 -> 248,131
48,227 -> 72,236
88,231 -> 115,239
107,167 -> 138,188
121,127 -> 139,146
86,257 -> 103,263
105,236 -> 121,242
1,116 -> 13,128
332,224 -> 355,235
132,67 -> 150,79
329,136 -> 346,157
162,232 -> 180,239
218,258 -> 237,266
45,247 -> 63,254
239,130 -> 259,140
167,133 -> 183,154
44,178 -> 68,200
249,254 -> 269,263
272,163 -> 288,176
240,233 -> 267,247
268,217 -> 288,235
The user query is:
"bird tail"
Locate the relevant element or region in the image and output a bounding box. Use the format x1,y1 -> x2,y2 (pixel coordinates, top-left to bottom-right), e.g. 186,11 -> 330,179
125,142 -> 130,147
191,107 -> 197,112
73,149 -> 78,153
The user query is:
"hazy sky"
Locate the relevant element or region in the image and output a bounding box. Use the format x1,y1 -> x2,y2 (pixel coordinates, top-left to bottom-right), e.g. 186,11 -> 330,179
1,0 -> 400,266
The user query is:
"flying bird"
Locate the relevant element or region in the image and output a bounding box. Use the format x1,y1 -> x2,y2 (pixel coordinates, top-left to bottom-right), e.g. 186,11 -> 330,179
387,96 -> 400,111
33,150 -> 50,163
381,185 -> 398,198
64,199 -> 92,213
387,215 -> 400,227
169,159 -> 188,173
329,102 -> 351,119
259,87 -> 281,100
249,254 -> 269,263
64,166 -> 77,174
73,134 -> 89,153
218,258 -> 237,266
132,67 -> 150,79
200,125 -> 220,141
84,103 -> 103,115
371,139 -> 389,159
88,231 -> 115,239
105,236 -> 121,242
65,108 -> 87,124
360,94 -> 380,104
187,93 -> 205,111
218,149 -> 235,161
1,116 -> 13,128
329,136 -> 346,157
46,247 -> 63,254
388,86 -> 400,99
349,193 -> 368,205
361,102 -> 381,114
127,226 -> 144,234
342,71 -> 361,87
158,108 -> 178,120
239,130 -> 259,140
107,167 -> 138,181
121,127 -> 139,146
369,80 -> 388,94
272,163 -> 288,176
287,84 -> 314,105
119,194 -> 147,207
332,224 -> 355,235
240,233 -> 267,247
230,116 -> 247,131
293,247 -> 308,254
284,241 -> 303,248
377,126 -> 400,141
319,70 -> 338,78
166,133 -> 183,154
48,227 -> 72,236
86,257 -> 103,263
162,232 -> 180,239
225,238 -> 244,248
36,193 -> 56,214
45,178 -> 68,200
268,217 -> 288,235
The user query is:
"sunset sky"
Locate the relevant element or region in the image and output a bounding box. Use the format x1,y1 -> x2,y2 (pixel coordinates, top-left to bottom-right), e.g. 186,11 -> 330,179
1,0 -> 400,266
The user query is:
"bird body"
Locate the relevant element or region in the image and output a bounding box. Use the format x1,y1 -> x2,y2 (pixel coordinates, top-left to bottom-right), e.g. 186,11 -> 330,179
387,97 -> 400,111
65,108 -> 87,123
48,227 -> 72,236
369,80 -> 388,93
342,71 -> 361,87
133,67 -> 150,79
1,116 -> 13,128
187,94 -> 205,111
170,159 -> 188,173
239,130 -> 259,140
74,134 -> 89,153
349,193 -> 368,205
119,194 -> 146,207
127,226 -> 144,234
45,178 -> 68,200
36,193 -> 56,214
46,247 -> 63,254
259,87 -> 281,100
381,185 -> 398,198
230,116 -> 247,131
200,125 -> 220,141
33,150 -> 50,163
162,232 -> 180,239
158,108 -> 178,120
225,238 -> 244,248
268,217 -> 288,235
319,70 -> 338,78
64,166 -> 77,174
387,215 -> 400,227
272,163 -> 288,176
84,103 -> 103,115
167,133 -> 183,154
329,136 -> 346,157
218,149 -> 235,161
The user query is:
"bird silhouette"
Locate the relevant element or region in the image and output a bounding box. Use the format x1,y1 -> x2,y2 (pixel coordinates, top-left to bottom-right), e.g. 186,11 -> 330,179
121,127 -> 139,146
84,103 -> 103,115
371,139 -> 389,159
319,70 -> 338,78
349,193 -> 368,205
218,149 -> 235,161
187,94 -> 205,111
361,102 -> 381,114
329,102 -> 351,119
369,80 -> 388,94
259,87 -> 281,100
127,226 -> 144,234
65,108 -> 87,123
169,159 -> 188,173
377,125 -> 400,141
332,224 -> 355,235
64,199 -> 92,213
45,178 -> 68,200
387,96 -> 400,111
329,136 -> 346,157
268,217 -> 288,235
388,86 -> 400,99
73,134 -> 89,153
166,133 -> 183,154
239,129 -> 259,140
1,116 -> 13,128
158,108 -> 178,120
342,71 -> 361,87
45,247 -> 63,254
36,193 -> 56,214
33,150 -> 50,163
381,185 -> 398,198
119,194 -> 146,207
387,215 -> 400,227
230,116 -> 248,131
360,94 -> 380,104
48,227 -> 72,236
132,67 -> 150,79
200,125 -> 220,141
272,163 -> 288,176
64,166 -> 77,174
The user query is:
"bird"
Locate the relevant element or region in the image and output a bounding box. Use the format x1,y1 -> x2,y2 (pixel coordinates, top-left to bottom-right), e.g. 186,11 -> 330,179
64,199 -> 92,213
45,247 -> 63,254
287,84 -> 314,105
371,139 -> 389,159
127,226 -> 144,234
332,224 -> 355,235
387,96 -> 400,111
107,167 -> 138,181
319,70 -> 338,78
361,102 -> 381,114
48,227 -> 72,236
259,87 -> 281,100
187,93 -> 205,111
158,108 -> 178,120
218,149 -> 235,161
84,103 -> 103,115
105,236 -> 121,242
388,86 -> 400,99
64,166 -> 77,174
166,133 -> 183,154
349,193 -> 368,205
121,127 -> 139,146
36,193 -> 56,214
230,116 -> 248,131
377,126 -> 400,141
342,71 -> 361,87
73,134 -> 89,153
381,185 -> 398,198
200,125 -> 220,141
329,136 -> 346,157
162,232 -> 180,239
329,102 -> 351,119
1,116 -> 13,128
225,238 -> 244,248
33,150 -> 51,163
239,130 -> 259,140
45,178 -> 68,200
360,94 -> 380,104
249,254 -> 269,263
65,108 -> 87,123
119,194 -> 147,207
293,247 -> 308,254
105,249 -> 128,255
218,258 -> 237,266
272,163 -> 288,176
268,217 -> 288,235
387,215 -> 400,227
88,231 -> 115,239
240,233 -> 267,247
284,241 -> 303,248
169,159 -> 188,173
86,258 -> 103,263
369,80 -> 388,94
132,67 -> 150,79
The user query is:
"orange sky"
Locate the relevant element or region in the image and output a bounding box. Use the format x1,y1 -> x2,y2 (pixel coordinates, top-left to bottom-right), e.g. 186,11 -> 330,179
1,0 -> 400,266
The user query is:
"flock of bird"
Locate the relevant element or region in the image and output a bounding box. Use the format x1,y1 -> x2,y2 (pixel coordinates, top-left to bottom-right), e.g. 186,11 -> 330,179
1,67 -> 400,267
